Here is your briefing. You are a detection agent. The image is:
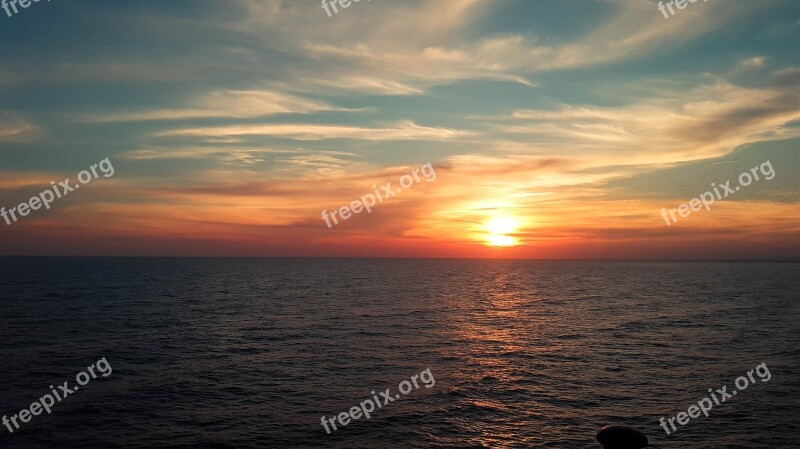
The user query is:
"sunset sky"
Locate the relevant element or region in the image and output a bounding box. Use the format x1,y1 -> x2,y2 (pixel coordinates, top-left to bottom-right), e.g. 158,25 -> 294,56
0,0 -> 798,259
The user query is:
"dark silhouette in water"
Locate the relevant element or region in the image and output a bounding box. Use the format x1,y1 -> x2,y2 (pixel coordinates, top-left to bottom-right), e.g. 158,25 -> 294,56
597,426 -> 648,449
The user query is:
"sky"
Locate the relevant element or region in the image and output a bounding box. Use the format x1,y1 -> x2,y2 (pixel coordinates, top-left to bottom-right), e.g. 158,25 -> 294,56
0,0 -> 798,260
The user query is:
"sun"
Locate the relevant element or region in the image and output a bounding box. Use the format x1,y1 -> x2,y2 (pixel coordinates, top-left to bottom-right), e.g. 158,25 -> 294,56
486,216 -> 517,235
486,234 -> 517,247
483,215 -> 521,247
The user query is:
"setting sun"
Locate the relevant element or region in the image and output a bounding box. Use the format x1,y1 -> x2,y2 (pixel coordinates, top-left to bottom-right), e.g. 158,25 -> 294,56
487,234 -> 518,247
484,216 -> 521,247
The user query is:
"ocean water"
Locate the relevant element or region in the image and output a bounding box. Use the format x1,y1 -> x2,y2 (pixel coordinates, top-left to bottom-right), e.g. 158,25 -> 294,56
0,258 -> 798,448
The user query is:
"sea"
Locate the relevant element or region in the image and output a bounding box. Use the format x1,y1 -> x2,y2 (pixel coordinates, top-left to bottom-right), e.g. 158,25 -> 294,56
0,258 -> 798,448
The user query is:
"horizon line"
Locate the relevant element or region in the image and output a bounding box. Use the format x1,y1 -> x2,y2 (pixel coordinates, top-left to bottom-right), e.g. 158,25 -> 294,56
0,255 -> 798,263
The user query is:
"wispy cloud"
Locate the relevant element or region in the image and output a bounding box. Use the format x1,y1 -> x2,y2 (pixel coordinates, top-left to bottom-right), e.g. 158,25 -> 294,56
0,111 -> 41,143
79,89 -> 350,122
485,80 -> 800,168
155,120 -> 472,141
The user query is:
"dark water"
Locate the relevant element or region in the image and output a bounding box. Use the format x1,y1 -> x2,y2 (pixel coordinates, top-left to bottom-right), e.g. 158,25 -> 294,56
0,258 -> 798,448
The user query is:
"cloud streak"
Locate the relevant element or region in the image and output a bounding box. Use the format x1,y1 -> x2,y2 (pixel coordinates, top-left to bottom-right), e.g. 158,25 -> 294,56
155,120 -> 472,141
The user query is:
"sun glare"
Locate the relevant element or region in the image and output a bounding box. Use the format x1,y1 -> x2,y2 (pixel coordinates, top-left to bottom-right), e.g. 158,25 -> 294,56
486,217 -> 517,235
484,215 -> 521,247
487,234 -> 517,247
